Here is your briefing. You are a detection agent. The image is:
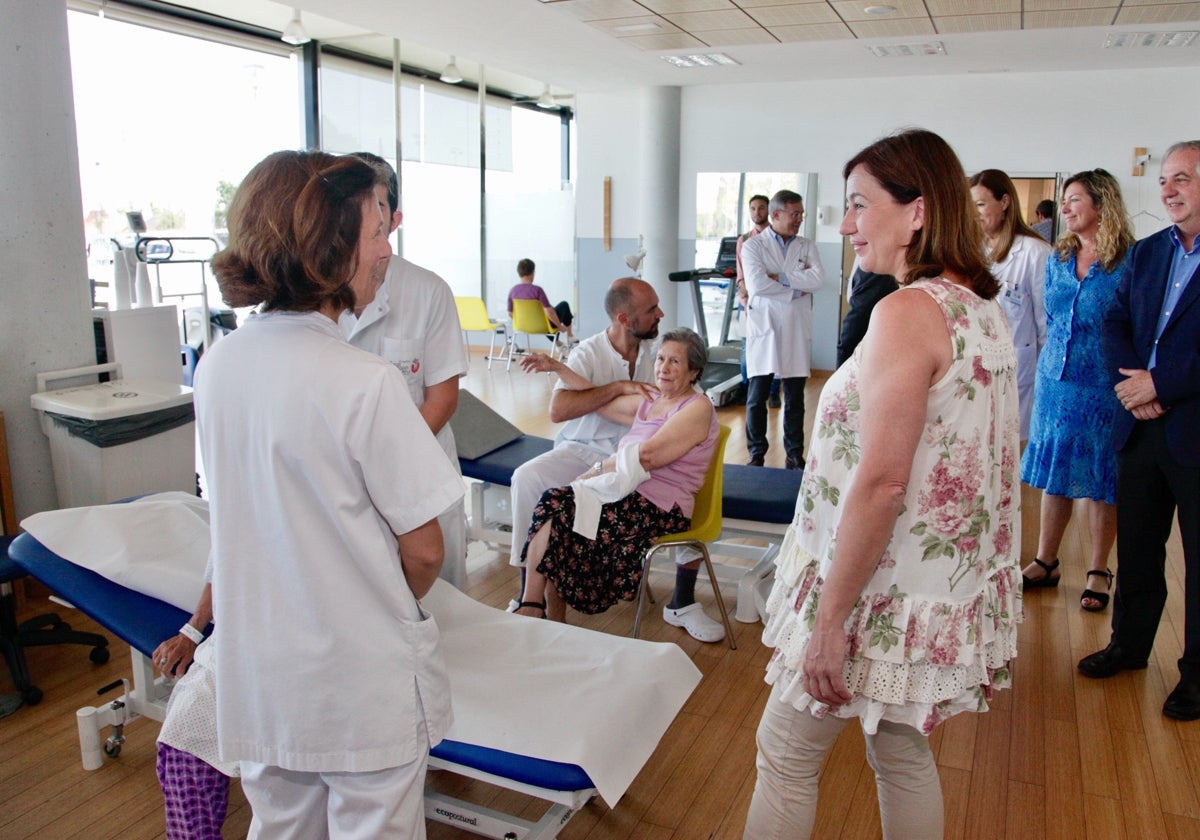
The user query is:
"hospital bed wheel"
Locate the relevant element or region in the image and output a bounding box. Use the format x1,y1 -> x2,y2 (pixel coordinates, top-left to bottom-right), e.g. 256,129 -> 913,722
104,740 -> 122,758
22,686 -> 43,706
89,646 -> 110,665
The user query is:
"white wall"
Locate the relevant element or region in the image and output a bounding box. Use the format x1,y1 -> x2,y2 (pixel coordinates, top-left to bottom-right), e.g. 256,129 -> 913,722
678,67 -> 1181,244
577,66 -> 1190,366
0,1 -> 94,519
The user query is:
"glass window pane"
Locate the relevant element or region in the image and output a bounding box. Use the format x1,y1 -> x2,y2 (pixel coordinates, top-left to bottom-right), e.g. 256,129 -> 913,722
319,54 -> 420,160
485,107 -> 572,318
68,11 -> 301,309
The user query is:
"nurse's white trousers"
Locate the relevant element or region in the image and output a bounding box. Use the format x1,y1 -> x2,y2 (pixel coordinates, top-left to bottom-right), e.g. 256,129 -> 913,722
242,752 -> 428,840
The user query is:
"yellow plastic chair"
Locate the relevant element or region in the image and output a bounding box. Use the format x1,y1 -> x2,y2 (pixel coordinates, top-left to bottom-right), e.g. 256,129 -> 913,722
454,296 -> 507,370
508,298 -> 567,371
632,424 -> 736,650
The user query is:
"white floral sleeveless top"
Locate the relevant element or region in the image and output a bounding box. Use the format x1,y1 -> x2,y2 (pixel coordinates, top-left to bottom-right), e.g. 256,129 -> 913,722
762,277 -> 1022,735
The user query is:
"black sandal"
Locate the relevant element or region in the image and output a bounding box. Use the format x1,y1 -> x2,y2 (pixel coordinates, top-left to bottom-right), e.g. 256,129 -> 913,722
1022,557 -> 1061,589
516,600 -> 547,618
1081,570 -> 1114,612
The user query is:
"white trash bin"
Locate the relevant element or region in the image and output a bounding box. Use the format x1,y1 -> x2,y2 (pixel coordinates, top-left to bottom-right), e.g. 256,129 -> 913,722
31,364 -> 195,508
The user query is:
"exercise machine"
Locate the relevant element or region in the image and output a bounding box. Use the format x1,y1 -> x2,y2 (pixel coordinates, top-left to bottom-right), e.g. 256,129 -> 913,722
669,236 -> 744,406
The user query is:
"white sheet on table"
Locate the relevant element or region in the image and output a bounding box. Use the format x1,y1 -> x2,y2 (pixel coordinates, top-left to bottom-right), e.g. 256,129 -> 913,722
21,491 -> 208,612
423,579 -> 700,806
18,495 -> 702,807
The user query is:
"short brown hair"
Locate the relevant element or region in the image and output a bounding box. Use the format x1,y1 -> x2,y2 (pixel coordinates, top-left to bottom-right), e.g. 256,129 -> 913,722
212,150 -> 377,313
517,258 -> 535,278
843,129 -> 998,299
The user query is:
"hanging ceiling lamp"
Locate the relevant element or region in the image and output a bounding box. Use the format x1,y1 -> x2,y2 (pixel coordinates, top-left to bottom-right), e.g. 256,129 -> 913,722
281,8 -> 310,45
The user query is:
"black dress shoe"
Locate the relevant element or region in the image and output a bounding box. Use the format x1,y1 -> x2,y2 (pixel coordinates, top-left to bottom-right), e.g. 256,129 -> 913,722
1078,644 -> 1149,679
785,456 -> 803,471
1163,679 -> 1200,721
747,455 -> 765,467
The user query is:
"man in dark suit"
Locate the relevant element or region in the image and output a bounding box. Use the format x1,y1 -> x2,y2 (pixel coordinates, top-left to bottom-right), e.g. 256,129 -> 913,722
835,266 -> 898,368
1079,141 -> 1200,721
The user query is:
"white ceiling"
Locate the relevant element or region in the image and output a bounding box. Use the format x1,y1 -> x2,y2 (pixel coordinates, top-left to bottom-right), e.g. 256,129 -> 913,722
157,0 -> 1200,100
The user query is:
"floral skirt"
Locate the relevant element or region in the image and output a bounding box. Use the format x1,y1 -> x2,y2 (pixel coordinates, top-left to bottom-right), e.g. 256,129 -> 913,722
521,487 -> 689,614
761,527 -> 1022,736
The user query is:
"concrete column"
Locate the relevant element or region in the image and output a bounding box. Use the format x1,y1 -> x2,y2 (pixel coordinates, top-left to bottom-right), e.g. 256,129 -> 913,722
0,1 -> 94,518
637,86 -> 680,327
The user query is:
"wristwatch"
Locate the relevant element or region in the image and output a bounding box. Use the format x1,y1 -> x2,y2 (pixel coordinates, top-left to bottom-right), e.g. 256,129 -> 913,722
593,460 -> 604,476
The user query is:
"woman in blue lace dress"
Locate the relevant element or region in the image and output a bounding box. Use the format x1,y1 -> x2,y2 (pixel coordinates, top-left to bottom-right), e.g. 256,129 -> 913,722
1020,169 -> 1135,611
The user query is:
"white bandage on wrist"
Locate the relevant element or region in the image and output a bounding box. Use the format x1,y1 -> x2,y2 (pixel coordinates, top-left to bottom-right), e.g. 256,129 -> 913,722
179,623 -> 205,645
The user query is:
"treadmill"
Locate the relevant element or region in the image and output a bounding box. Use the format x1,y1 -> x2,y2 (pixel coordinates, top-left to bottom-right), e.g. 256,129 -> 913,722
669,236 -> 745,406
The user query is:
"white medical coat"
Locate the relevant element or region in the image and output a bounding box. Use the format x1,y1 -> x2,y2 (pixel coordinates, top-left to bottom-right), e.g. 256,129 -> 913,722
741,230 -> 825,378
340,256 -> 470,586
993,234 -> 1050,439
197,311 -> 464,773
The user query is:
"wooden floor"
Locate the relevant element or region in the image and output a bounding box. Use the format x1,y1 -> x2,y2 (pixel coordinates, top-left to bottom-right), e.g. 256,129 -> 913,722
1,347 -> 1196,839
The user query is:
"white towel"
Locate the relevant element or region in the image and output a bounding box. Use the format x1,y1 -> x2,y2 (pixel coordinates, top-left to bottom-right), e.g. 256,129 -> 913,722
570,443 -> 649,539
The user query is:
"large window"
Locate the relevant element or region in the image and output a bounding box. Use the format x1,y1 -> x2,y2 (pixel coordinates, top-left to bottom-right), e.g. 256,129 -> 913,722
66,9 -> 573,316
485,107 -> 572,318
319,53 -> 573,306
68,9 -> 302,309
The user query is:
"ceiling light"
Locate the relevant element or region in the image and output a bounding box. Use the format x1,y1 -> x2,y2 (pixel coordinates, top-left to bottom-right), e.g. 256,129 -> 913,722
614,21 -> 663,33
281,8 -> 310,46
864,5 -> 897,14
660,53 -> 741,68
537,84 -> 556,109
1104,31 -> 1197,49
865,41 -> 947,58
440,56 -> 463,84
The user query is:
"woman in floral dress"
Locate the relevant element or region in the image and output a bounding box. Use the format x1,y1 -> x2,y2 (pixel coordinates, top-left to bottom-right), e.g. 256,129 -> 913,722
744,129 -> 1021,840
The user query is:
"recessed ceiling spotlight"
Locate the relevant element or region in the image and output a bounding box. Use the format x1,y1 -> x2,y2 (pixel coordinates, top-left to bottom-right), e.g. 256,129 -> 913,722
864,4 -> 897,14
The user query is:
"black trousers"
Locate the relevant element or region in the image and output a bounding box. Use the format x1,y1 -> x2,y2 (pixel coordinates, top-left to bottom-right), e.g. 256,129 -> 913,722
554,301 -> 573,328
1111,419 -> 1200,677
745,375 -> 805,462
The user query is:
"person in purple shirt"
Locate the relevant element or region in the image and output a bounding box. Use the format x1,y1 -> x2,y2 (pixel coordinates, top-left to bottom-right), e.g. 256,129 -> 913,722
508,257 -> 574,342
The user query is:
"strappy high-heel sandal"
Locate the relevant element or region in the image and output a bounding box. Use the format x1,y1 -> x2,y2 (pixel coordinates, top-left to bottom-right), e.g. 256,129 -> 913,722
1022,557 -> 1061,589
1081,569 -> 1114,612
516,600 -> 547,618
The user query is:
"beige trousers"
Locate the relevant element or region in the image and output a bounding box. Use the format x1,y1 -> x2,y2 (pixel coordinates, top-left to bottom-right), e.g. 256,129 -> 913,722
744,682 -> 944,840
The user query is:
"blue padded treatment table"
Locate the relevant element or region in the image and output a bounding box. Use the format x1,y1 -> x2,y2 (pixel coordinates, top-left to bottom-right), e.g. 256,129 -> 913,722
459,435 -> 554,485
721,462 -> 803,523
11,531 -> 186,658
10,530 -> 597,839
459,434 -> 803,524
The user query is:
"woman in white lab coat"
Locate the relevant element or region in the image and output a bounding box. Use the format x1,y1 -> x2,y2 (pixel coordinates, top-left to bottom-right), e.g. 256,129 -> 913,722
969,169 -> 1051,440
200,150 -> 464,839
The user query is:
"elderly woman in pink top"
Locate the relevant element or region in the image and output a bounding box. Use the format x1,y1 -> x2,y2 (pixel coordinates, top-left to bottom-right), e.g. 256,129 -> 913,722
515,328 -> 719,625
